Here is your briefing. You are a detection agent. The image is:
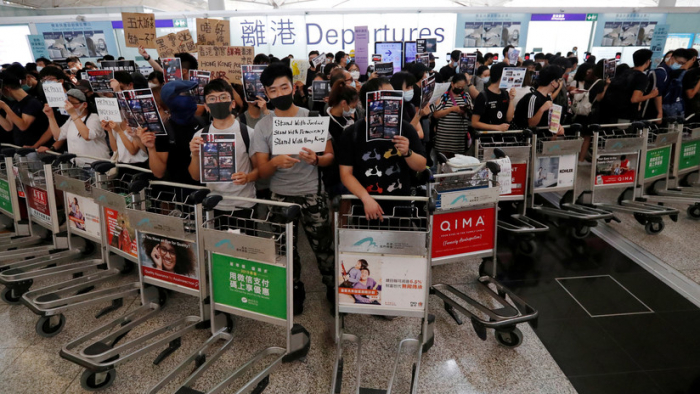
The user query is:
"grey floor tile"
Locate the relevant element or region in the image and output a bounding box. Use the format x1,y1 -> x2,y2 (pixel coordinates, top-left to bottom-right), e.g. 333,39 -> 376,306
0,344 -> 78,394
683,269 -> 700,285
0,347 -> 26,376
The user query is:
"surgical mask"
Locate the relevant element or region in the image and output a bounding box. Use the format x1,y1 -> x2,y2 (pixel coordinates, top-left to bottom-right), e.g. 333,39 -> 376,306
342,107 -> 356,117
670,63 -> 682,70
36,66 -> 43,72
350,71 -> 360,80
350,81 -> 356,88
207,102 -> 232,120
452,88 -> 464,94
70,67 -> 78,73
269,93 -> 293,111
538,61 -> 545,67
148,82 -> 159,89
479,77 -> 490,85
21,85 -> 30,92
403,90 -> 414,102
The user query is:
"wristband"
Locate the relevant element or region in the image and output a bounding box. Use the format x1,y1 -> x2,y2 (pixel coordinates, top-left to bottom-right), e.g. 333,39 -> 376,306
143,54 -> 151,61
314,155 -> 319,166
404,149 -> 413,158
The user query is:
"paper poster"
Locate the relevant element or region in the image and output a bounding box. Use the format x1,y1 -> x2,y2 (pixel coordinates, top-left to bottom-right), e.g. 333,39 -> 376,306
138,66 -> 154,77
100,60 -> 135,73
459,54 -> 477,76
162,58 -> 183,83
66,192 -> 101,239
116,89 -> 167,135
374,62 -> 394,78
338,253 -> 427,311
189,70 -> 211,105
155,29 -> 196,58
492,157 -> 512,195
210,254 -> 287,320
95,97 -> 122,123
431,207 -> 495,259
122,12 -> 156,48
42,32 -> 68,59
604,58 -> 616,80
86,70 -> 113,93
198,45 -> 255,84
312,80 -> 330,102
291,59 -> 310,84
25,186 -> 51,224
498,67 -> 526,89
42,82 -> 66,108
534,154 -> 576,189
0,178 -> 13,215
595,153 -> 637,186
504,163 -> 527,196
200,133 -> 236,183
430,83 -> 450,106
241,65 -> 266,102
508,48 -> 520,65
105,207 -> 137,257
420,76 -> 436,109
548,104 -> 562,134
644,146 -> 670,179
416,38 -> 437,53
679,140 -> 700,171
366,90 -> 404,142
272,117 -> 330,155
312,53 -> 326,68
196,18 -> 230,46
138,231 -> 199,290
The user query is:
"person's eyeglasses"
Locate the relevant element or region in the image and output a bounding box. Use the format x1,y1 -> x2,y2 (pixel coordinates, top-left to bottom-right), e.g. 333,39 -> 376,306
158,245 -> 176,257
205,94 -> 232,103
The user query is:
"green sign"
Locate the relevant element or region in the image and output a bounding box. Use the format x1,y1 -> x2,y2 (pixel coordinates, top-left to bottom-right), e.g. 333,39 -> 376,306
586,14 -> 598,21
0,179 -> 13,214
211,253 -> 286,320
645,146 -> 671,179
173,19 -> 188,28
679,140 -> 700,171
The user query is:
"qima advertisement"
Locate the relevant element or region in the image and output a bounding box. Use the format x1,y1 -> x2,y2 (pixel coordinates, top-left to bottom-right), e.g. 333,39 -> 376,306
228,13 -> 456,59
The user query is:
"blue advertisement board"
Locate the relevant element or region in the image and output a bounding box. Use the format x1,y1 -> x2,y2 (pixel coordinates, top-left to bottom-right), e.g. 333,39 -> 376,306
35,21 -> 118,60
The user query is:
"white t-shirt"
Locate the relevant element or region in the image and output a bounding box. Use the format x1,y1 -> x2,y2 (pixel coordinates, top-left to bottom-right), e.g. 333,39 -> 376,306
112,130 -> 149,163
192,119 -> 256,210
58,112 -> 111,166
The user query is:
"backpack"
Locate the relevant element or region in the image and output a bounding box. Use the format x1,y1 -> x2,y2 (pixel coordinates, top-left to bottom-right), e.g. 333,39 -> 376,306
571,80 -> 601,117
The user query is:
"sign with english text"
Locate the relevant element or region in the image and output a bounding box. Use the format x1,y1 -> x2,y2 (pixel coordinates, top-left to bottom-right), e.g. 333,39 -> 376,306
431,208 -> 495,259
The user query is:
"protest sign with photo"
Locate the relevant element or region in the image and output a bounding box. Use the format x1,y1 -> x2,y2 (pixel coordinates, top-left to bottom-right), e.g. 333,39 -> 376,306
95,97 -> 122,123
371,54 -> 382,62
374,62 -> 394,78
604,58 -> 616,79
198,45 -> 255,84
420,76 -> 436,109
241,65 -> 266,103
417,53 -> 430,68
271,117 -> 330,155
116,89 -> 167,135
189,70 -> 211,105
312,53 -> 326,68
121,12 -> 156,48
508,48 -> 520,65
312,80 -> 331,102
196,18 -> 230,46
366,90 -> 404,142
86,70 -> 113,93
200,133 -> 237,183
42,82 -> 67,108
459,54 -> 477,75
138,231 -> 199,290
100,60 -> 135,73
416,38 -> 437,53
498,67 -> 526,89
162,58 -> 183,82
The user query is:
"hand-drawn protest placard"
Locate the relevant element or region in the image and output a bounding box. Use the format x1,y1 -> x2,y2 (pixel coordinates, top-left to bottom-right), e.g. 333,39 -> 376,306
272,117 -> 330,155
122,12 -> 156,48
198,45 -> 255,84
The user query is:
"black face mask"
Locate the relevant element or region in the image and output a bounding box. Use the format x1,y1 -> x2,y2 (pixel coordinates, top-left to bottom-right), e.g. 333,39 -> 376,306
452,88 -> 464,94
270,93 -> 293,111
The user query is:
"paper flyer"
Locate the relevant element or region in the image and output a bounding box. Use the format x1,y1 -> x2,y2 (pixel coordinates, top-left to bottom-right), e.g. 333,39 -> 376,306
162,58 -> 183,83
459,54 -> 477,76
86,69 -> 113,93
95,97 -> 123,123
200,132 -> 236,183
42,82 -> 67,108
491,157 -> 512,195
116,88 -> 167,135
291,59 -> 310,85
498,67 -> 526,89
604,58 -> 616,80
366,90 -> 404,142
430,83 -> 450,106
312,80 -> 331,102
420,76 -> 436,109
189,70 -> 211,105
508,48 -> 520,65
312,53 -> 326,68
371,54 -> 382,62
241,65 -> 266,103
548,104 -> 563,134
417,52 -> 430,68
374,62 -> 394,78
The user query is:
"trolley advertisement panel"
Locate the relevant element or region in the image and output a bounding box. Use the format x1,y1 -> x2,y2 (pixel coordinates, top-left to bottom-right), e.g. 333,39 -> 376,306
137,231 -> 199,291
431,207 -> 496,259
595,153 -> 638,186
534,154 -> 576,190
0,178 -> 13,215
25,185 -> 51,224
66,192 -> 101,239
105,207 -> 138,257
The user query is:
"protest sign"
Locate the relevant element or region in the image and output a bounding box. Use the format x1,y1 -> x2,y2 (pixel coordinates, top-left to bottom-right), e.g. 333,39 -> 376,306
242,65 -> 266,102
196,18 -> 230,46
162,58 -> 183,82
86,70 -> 113,93
312,53 -> 326,68
291,59 -> 310,84
100,60 -> 135,73
366,90 -> 404,142
189,70 -> 211,105
95,97 -> 122,123
371,54 -> 382,62
122,12 -> 156,48
374,62 -> 394,77
200,133 -> 236,183
604,58 -> 616,79
420,76 -> 436,109
155,29 -> 196,58
508,48 -> 520,65
42,82 -> 67,108
430,83 -> 450,106
272,117 -> 330,155
198,45 -> 255,85
498,67 -> 526,89
116,89 -> 166,136
459,54 -> 477,75
548,104 -> 563,134
312,80 -> 331,102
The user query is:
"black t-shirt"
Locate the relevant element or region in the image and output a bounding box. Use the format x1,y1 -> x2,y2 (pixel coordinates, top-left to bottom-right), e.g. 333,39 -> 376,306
9,95 -> 49,147
611,69 -> 650,121
156,118 -> 205,185
337,119 -> 425,197
513,89 -> 550,129
437,64 -> 457,83
683,68 -> 700,115
586,79 -> 606,104
473,89 -> 510,125
323,114 -> 352,193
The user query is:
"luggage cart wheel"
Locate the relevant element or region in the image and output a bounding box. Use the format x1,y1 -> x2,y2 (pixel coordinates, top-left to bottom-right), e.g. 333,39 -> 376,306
645,220 -> 665,235
517,239 -> 537,256
494,328 -> 523,348
1,287 -> 23,305
36,314 -> 65,338
570,225 -> 590,239
687,205 -> 700,220
478,258 -> 495,278
80,368 -> 116,391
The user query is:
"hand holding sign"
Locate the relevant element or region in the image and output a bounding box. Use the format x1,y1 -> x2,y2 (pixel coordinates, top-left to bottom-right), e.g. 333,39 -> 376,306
95,97 -> 123,123
298,148 -> 318,165
42,82 -> 67,108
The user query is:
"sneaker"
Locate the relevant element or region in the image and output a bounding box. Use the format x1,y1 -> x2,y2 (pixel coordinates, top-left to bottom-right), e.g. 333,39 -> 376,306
293,281 -> 306,316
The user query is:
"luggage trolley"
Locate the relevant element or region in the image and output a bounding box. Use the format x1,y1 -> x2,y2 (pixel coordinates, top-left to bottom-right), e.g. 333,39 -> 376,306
21,160 -> 145,337
636,120 -> 700,220
331,195 -> 433,394
474,129 -> 549,255
0,151 -> 97,304
0,146 -> 46,250
149,195 -> 310,394
428,160 -> 538,348
581,122 -> 679,235
60,180 -> 211,391
676,119 -> 700,189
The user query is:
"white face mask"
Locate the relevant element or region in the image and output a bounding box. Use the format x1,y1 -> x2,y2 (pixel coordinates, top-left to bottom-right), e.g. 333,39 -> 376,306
538,61 -> 545,67
349,81 -> 356,88
148,82 -> 159,89
403,89 -> 414,102
350,71 -> 360,80
342,106 -> 356,117
70,67 -> 78,73
37,66 -> 43,72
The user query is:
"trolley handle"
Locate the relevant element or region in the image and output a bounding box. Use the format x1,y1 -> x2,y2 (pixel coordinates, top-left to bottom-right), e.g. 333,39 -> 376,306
339,194 -> 430,202
203,194 -> 301,222
15,148 -> 35,157
116,163 -> 153,174
92,161 -> 116,174
474,128 -> 533,138
56,153 -> 77,163
534,123 -> 583,134
0,143 -> 22,149
593,121 -> 646,130
189,188 -> 210,204
128,175 -> 152,194
1,148 -> 16,157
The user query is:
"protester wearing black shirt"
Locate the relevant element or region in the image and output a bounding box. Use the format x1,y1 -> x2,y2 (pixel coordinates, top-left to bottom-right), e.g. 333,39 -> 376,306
472,63 -> 515,131
0,71 -> 50,147
437,50 -> 461,83
513,65 -> 564,134
324,79 -> 359,197
601,49 -> 659,123
683,52 -> 700,118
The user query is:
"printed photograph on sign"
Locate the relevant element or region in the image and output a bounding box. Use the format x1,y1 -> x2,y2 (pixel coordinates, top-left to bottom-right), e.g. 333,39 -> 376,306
105,207 -> 137,257
535,154 -> 576,189
200,133 -> 237,183
374,62 -> 394,78
86,70 -> 113,93
595,153 -> 637,186
338,253 -> 427,310
431,207 -> 495,259
162,58 -> 183,83
189,70 -> 211,105
420,76 -> 436,109
66,193 -> 101,239
241,65 -> 266,103
366,91 -> 404,142
138,232 -> 199,290
116,89 -> 167,135
498,68 -> 526,89
210,254 -> 287,320
311,80 -> 330,102
459,54 -> 477,76
604,58 -> 616,80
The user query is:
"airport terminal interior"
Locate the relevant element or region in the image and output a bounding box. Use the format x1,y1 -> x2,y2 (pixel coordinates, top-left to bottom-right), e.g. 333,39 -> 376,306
0,0 -> 699,393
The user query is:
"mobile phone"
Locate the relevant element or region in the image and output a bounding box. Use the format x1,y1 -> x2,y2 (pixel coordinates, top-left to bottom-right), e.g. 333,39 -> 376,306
493,54 -> 499,62
584,52 -> 591,61
524,53 -> 530,60
615,52 -> 622,62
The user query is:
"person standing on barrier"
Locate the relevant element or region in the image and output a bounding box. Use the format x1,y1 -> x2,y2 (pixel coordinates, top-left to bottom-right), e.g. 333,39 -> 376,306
251,62 -> 336,315
513,65 -> 565,135
471,63 -> 516,132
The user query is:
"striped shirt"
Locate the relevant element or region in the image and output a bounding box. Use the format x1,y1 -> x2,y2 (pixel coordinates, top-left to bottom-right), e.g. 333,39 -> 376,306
433,92 -> 473,154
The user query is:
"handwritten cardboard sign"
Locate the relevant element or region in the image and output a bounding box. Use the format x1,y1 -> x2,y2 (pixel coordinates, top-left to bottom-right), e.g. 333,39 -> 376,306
42,82 -> 67,108
95,97 -> 122,123
155,29 -> 196,58
198,45 -> 255,84
122,12 -> 156,48
196,18 -> 230,46
272,117 -> 330,155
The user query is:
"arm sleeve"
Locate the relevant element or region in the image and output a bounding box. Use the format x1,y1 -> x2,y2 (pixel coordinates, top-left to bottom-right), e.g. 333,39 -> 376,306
472,93 -> 486,116
250,118 -> 271,156
86,114 -> 104,140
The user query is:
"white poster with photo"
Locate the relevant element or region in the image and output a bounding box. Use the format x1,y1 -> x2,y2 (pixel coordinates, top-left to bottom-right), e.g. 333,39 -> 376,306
272,117 -> 329,155
498,67 -> 526,89
66,192 -> 101,239
338,253 -> 427,311
534,154 -> 576,190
